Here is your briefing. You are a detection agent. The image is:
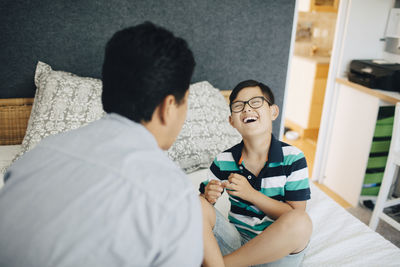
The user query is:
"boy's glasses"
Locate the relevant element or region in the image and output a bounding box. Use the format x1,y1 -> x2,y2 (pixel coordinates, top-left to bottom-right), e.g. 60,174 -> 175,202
230,96 -> 271,113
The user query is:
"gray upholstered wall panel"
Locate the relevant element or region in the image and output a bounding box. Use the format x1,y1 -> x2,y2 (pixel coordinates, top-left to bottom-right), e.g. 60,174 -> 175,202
0,0 -> 295,137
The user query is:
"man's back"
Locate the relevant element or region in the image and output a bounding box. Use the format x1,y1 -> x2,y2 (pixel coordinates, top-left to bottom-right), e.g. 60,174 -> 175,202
0,114 -> 203,266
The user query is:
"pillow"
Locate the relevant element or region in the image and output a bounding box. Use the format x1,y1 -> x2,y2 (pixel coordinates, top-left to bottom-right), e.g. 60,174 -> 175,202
168,81 -> 241,173
13,61 -> 105,160
5,64 -> 237,177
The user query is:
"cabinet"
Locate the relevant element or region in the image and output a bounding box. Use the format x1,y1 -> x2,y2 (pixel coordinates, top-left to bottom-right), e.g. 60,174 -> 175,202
322,78 -> 400,206
311,0 -> 340,12
284,55 -> 329,139
298,0 -> 339,12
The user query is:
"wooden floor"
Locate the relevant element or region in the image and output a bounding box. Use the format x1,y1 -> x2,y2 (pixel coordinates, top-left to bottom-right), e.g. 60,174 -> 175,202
282,134 -> 352,209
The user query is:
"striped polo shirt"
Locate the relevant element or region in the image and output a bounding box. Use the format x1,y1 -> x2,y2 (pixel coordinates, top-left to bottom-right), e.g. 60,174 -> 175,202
200,134 -> 311,239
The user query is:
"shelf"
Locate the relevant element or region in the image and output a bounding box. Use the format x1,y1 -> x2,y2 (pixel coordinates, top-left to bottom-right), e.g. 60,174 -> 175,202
336,78 -> 400,104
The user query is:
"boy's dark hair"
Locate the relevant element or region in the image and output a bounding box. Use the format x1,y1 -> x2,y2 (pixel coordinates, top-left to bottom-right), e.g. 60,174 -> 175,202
101,22 -> 195,122
229,80 -> 275,110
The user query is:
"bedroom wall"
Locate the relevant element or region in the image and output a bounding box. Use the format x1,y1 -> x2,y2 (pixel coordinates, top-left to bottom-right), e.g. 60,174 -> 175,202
0,0 -> 296,137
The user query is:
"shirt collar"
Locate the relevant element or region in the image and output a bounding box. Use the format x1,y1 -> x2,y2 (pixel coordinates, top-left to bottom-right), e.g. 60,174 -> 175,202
232,134 -> 283,165
106,113 -> 159,149
268,134 -> 284,163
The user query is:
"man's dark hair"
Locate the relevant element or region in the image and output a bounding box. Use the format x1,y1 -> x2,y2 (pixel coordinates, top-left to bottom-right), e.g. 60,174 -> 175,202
229,79 -> 275,110
102,22 -> 195,122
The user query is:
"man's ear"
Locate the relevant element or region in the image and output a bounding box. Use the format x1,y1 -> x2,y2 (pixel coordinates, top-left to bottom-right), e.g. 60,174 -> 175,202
158,95 -> 176,125
229,115 -> 234,127
270,104 -> 279,121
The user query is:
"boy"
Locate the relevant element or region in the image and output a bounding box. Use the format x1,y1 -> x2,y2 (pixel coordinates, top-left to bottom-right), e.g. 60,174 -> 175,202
200,80 -> 313,267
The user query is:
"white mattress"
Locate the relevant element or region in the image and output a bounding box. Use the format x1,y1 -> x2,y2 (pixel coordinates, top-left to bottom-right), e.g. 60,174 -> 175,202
0,145 -> 21,188
188,168 -> 400,267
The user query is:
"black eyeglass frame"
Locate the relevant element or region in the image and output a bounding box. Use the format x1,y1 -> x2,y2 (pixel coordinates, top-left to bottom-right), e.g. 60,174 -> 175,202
230,96 -> 272,113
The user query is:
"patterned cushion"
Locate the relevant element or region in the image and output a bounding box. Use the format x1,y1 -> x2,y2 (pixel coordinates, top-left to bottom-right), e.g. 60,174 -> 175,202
13,61 -> 105,160
168,81 -> 241,173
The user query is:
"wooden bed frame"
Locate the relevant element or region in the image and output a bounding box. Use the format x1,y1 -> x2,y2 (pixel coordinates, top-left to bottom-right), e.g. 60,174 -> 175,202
0,98 -> 34,145
0,91 -> 231,146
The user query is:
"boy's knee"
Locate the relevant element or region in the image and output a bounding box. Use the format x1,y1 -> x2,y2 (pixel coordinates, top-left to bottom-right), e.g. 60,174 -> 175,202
284,210 -> 313,252
281,209 -> 313,240
293,209 -> 312,230
199,196 -> 216,228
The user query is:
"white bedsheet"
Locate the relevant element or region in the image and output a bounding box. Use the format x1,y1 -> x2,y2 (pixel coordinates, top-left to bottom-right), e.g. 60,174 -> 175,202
187,168 -> 400,267
0,145 -> 20,188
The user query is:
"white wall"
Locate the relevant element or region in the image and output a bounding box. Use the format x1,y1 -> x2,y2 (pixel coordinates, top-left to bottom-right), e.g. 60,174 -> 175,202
336,0 -> 394,78
384,51 -> 400,63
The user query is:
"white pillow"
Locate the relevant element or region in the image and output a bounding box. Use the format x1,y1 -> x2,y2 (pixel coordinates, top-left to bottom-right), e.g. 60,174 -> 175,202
168,81 -> 241,173
13,61 -> 105,160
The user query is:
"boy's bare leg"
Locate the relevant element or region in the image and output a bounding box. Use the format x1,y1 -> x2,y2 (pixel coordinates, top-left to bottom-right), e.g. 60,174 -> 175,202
200,196 -> 225,267
224,209 -> 312,267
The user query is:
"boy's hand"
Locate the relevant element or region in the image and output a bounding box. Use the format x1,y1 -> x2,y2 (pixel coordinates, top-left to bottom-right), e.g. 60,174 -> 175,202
225,173 -> 257,202
204,180 -> 224,204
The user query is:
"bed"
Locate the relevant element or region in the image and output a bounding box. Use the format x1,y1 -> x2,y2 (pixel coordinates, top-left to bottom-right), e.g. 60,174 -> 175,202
2,1 -> 400,264
1,62 -> 400,266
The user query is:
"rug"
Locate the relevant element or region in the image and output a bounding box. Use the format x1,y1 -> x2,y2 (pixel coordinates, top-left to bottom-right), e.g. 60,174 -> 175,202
346,203 -> 400,248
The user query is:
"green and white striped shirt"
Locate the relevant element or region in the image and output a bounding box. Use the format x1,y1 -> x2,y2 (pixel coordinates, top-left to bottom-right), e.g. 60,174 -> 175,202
200,134 -> 311,239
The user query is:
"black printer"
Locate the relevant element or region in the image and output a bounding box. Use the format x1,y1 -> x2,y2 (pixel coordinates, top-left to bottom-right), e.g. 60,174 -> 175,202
348,60 -> 400,92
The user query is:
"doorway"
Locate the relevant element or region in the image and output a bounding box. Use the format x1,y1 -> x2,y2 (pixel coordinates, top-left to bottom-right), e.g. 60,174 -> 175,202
283,7 -> 338,176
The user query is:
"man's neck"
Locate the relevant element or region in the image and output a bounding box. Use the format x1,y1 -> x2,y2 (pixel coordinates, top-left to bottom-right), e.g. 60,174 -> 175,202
142,120 -> 169,150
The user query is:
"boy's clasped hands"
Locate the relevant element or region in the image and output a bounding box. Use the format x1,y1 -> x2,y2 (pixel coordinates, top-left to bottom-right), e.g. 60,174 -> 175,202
204,174 -> 257,204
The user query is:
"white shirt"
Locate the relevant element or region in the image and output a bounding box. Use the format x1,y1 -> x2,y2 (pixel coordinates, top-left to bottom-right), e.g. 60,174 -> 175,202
0,113 -> 203,267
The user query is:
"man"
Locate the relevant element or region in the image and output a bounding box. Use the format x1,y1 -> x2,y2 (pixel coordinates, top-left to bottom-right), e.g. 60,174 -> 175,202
0,22 -> 202,266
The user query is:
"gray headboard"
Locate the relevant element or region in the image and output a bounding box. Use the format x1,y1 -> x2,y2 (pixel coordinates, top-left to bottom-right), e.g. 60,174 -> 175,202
1,0 -> 295,137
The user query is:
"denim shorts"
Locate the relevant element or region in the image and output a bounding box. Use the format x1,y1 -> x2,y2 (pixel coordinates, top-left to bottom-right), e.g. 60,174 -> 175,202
212,209 -> 306,267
